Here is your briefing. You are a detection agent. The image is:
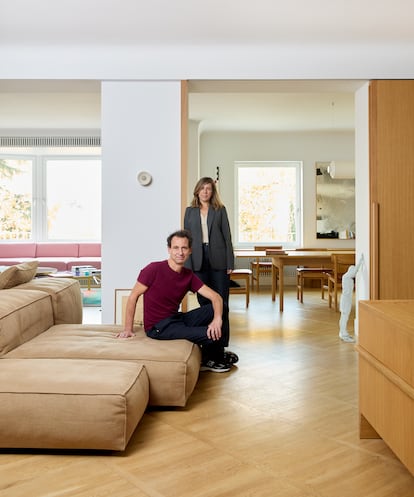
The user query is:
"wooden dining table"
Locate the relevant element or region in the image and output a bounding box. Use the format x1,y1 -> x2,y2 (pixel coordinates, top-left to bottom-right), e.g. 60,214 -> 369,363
271,250 -> 355,312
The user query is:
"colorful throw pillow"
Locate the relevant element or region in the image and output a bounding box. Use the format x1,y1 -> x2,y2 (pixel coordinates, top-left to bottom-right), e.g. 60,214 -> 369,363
2,261 -> 39,289
0,265 -> 18,289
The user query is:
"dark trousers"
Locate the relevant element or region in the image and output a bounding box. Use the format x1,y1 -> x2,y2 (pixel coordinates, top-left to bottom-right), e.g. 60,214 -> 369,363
195,244 -> 230,308
146,304 -> 228,362
194,244 -> 231,347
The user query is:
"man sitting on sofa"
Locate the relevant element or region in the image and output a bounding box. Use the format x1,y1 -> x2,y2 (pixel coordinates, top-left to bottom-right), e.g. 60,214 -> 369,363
117,229 -> 238,372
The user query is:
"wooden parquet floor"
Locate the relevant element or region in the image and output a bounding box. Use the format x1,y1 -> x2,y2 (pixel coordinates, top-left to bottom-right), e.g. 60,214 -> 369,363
1,288 -> 414,497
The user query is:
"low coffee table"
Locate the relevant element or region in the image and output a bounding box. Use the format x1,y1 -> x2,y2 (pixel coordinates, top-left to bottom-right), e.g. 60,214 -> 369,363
36,267 -> 58,276
52,269 -> 101,290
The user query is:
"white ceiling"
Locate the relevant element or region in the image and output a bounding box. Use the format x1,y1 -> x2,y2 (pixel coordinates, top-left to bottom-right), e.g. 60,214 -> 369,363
0,80 -> 101,131
2,0 -> 413,47
188,80 -> 364,132
1,0 -> 412,132
0,79 -> 363,133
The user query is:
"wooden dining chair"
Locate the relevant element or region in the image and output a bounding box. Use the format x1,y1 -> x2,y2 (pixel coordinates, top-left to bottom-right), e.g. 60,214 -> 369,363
293,249 -> 331,303
326,252 -> 356,311
296,266 -> 332,303
230,269 -> 252,307
250,245 -> 282,291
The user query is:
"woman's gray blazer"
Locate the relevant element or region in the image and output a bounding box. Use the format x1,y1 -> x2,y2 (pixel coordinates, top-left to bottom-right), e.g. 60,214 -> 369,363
184,206 -> 234,271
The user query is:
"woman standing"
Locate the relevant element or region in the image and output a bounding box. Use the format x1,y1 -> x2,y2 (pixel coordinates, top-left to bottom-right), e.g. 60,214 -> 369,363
184,177 -> 237,365
184,177 -> 234,306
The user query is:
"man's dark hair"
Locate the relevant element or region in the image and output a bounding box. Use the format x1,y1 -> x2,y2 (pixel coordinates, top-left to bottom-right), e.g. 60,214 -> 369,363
167,229 -> 193,248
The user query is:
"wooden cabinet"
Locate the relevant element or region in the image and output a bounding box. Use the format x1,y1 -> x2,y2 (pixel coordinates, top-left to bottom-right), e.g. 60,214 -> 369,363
358,300 -> 414,475
358,83 -> 414,475
369,80 -> 414,299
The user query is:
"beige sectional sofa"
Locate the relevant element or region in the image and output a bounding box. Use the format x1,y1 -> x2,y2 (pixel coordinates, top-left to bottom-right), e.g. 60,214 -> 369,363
0,262 -> 201,451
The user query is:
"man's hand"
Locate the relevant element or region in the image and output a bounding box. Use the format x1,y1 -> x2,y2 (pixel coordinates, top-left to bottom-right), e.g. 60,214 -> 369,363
206,317 -> 222,340
198,285 -> 224,341
117,330 -> 135,338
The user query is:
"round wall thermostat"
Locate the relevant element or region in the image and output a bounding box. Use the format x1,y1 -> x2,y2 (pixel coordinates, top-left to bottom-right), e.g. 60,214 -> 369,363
137,171 -> 152,186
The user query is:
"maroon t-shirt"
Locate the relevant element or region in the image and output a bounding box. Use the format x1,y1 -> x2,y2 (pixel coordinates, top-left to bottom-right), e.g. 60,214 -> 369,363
138,260 -> 204,331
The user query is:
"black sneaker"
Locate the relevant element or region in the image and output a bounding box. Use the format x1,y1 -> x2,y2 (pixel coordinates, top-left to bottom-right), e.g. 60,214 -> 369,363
224,350 -> 239,365
200,360 -> 231,373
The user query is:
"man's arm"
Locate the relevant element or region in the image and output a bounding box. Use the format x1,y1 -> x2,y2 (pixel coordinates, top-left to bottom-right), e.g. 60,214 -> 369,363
117,281 -> 148,338
197,284 -> 223,341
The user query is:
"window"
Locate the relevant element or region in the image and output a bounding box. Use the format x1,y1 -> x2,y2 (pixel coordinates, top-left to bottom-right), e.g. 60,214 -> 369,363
235,161 -> 302,247
0,153 -> 101,241
46,159 -> 101,240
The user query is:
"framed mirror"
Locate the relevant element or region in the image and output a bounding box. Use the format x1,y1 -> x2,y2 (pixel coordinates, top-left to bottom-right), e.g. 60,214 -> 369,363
315,162 -> 355,239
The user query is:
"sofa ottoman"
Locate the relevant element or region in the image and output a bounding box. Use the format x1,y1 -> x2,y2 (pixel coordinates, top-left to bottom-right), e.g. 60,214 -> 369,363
0,358 -> 149,451
5,324 -> 202,407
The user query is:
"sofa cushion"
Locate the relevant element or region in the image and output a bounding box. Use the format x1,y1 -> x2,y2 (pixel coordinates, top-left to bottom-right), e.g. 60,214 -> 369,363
0,289 -> 54,356
17,277 -> 83,324
2,261 -> 39,289
0,358 -> 149,450
78,243 -> 101,257
0,242 -> 36,258
0,265 -> 17,289
4,324 -> 201,407
35,243 -> 79,257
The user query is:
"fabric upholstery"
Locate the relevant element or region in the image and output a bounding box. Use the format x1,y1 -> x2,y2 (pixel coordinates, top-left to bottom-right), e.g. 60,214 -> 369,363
78,243 -> 101,257
5,324 -> 201,407
0,242 -> 36,258
0,265 -> 17,289
1,261 -> 38,289
0,289 -> 54,356
0,358 -> 149,450
35,242 -> 79,257
18,277 -> 83,324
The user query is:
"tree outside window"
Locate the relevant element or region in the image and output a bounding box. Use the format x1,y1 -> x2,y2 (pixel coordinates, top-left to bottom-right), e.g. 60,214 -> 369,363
236,162 -> 302,246
0,159 -> 32,240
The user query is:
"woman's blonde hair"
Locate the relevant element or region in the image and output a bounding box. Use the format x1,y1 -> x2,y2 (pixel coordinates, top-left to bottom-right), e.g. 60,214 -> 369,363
190,177 -> 224,210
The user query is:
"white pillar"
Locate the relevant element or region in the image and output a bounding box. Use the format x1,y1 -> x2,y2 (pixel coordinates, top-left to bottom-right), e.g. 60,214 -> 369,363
101,81 -> 182,323
354,83 -> 370,338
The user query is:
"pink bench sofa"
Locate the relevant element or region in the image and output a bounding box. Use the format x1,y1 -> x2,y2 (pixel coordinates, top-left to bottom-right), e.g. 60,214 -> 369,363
0,242 -> 101,271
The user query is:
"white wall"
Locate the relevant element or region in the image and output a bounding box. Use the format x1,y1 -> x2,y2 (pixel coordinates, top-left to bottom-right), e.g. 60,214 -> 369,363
354,83 -> 371,335
198,130 -> 356,248
187,120 -> 201,205
101,81 -> 182,323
